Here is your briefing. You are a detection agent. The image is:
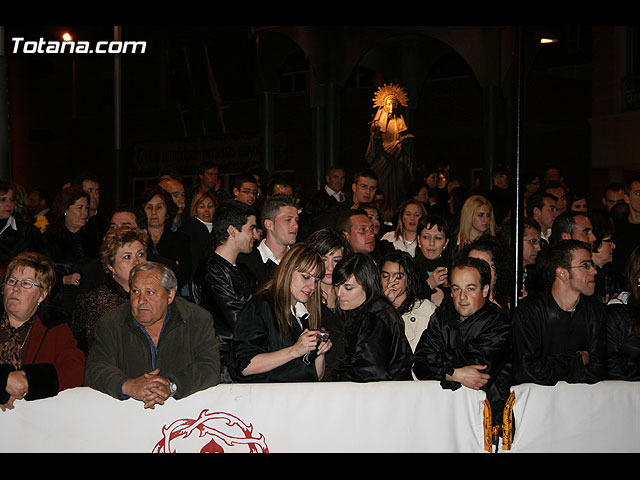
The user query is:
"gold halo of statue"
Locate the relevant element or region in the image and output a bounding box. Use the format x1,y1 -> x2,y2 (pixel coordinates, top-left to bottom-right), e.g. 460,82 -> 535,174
365,83 -> 415,209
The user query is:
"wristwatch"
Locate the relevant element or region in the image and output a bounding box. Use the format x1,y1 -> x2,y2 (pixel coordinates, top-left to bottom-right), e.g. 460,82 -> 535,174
169,381 -> 178,397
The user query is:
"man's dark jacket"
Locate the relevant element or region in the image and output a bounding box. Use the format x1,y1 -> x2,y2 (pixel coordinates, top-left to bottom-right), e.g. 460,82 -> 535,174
511,290 -> 607,386
193,252 -> 252,363
413,300 -> 512,425
84,296 -> 220,400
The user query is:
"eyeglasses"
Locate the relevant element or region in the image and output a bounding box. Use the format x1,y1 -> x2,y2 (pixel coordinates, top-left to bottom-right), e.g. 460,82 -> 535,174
4,277 -> 43,289
564,260 -> 596,271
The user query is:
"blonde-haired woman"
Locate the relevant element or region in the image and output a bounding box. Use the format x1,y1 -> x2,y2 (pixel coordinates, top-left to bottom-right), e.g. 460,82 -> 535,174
228,243 -> 332,382
179,191 -> 218,298
455,195 -> 496,252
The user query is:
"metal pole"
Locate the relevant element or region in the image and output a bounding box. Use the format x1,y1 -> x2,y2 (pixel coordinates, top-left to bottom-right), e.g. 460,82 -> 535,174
114,26 -> 122,204
0,27 -> 11,181
511,26 -> 524,312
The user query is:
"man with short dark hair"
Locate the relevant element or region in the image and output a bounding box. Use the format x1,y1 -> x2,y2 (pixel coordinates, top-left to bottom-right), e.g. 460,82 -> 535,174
512,240 -> 607,386
194,201 -> 259,382
186,161 -> 231,209
550,211 -> 596,246
310,165 -> 348,230
72,172 -> 107,234
232,175 -> 259,207
267,175 -> 294,197
413,256 -> 512,427
159,177 -> 186,231
72,172 -> 100,219
526,193 -> 558,245
522,217 -> 542,297
85,261 -> 220,408
543,165 -> 564,186
336,209 -> 376,255
109,205 -> 139,230
27,188 -> 51,233
612,175 -> 640,277
602,182 -> 625,212
350,169 -> 378,206
312,165 -> 346,208
237,194 -> 299,292
542,180 -> 566,214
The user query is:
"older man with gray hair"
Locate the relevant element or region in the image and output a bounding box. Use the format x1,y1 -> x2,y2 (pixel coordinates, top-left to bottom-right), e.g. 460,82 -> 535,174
85,261 -> 220,408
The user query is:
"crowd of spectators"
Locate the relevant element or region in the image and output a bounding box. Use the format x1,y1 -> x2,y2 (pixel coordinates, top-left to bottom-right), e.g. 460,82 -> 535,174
2,160 -> 640,440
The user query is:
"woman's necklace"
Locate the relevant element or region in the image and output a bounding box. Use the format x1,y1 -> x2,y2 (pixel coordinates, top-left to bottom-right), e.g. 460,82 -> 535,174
19,322 -> 34,359
402,235 -> 416,247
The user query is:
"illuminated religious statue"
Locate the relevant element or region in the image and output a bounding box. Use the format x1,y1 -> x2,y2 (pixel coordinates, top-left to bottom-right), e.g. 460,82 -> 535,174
365,83 -> 415,209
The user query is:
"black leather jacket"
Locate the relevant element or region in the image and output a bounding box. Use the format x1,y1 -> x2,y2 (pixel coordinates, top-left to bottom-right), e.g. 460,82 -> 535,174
512,290 -> 607,386
332,295 -> 413,382
227,292 -> 319,383
193,252 -> 252,357
412,300 -> 512,424
606,303 -> 640,381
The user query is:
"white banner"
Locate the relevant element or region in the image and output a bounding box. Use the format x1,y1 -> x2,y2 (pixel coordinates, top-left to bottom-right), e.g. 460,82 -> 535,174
508,381 -> 640,453
0,381 -> 488,453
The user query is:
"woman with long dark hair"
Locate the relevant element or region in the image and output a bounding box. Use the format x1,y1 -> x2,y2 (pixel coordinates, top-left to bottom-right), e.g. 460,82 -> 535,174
304,228 -> 352,381
379,250 -> 436,353
331,253 -> 413,382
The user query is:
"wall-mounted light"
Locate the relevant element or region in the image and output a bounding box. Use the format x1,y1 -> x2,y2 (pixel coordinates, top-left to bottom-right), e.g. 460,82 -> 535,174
62,32 -> 72,42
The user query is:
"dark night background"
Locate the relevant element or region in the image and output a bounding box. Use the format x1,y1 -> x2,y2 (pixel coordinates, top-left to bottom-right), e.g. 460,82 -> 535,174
2,23 -> 637,215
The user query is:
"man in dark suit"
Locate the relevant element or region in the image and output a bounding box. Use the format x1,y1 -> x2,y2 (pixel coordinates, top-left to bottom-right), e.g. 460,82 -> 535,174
313,168 -> 379,231
311,165 -> 347,229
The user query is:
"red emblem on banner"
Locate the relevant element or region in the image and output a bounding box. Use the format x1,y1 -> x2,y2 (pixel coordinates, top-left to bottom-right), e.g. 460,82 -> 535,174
152,409 -> 269,453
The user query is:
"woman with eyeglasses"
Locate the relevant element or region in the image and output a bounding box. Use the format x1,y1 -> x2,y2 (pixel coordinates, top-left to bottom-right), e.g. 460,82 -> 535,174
0,252 -> 85,411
